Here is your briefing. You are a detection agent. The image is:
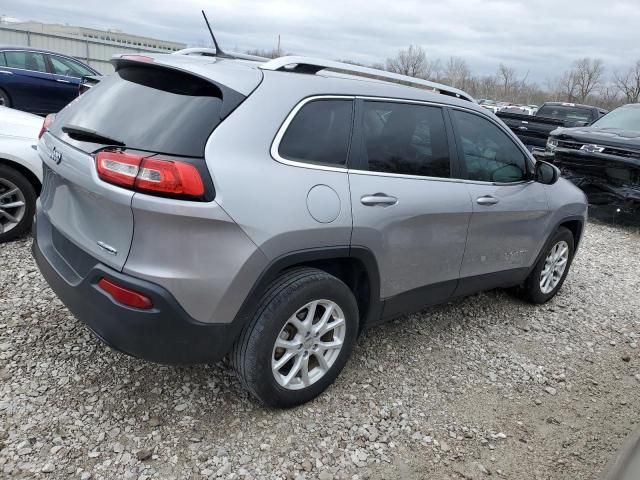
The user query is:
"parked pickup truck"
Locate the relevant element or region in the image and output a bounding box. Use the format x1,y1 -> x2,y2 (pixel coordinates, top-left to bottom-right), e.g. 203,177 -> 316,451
497,102 -> 608,150
547,103 -> 640,213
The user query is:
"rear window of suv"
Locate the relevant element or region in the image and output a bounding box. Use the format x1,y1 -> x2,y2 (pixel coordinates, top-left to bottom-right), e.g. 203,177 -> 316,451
51,65 -> 239,157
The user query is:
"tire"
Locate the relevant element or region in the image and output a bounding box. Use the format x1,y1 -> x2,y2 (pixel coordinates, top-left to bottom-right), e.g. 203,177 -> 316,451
0,89 -> 11,108
517,227 -> 575,304
0,165 -> 37,243
232,267 -> 359,408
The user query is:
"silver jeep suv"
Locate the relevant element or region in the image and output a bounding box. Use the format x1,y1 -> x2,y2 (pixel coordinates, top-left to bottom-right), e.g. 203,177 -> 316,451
33,51 -> 587,407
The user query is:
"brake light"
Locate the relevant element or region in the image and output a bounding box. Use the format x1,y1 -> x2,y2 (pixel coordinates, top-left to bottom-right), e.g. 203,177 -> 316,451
38,114 -> 56,139
95,151 -> 205,199
120,54 -> 154,63
136,158 -> 204,196
98,278 -> 153,309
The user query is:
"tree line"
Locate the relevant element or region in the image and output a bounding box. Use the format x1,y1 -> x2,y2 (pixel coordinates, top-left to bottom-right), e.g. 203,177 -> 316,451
383,45 -> 640,110
246,43 -> 639,110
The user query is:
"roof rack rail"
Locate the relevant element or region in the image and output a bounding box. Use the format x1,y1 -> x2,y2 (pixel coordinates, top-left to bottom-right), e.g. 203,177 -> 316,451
259,56 -> 475,102
173,48 -> 269,62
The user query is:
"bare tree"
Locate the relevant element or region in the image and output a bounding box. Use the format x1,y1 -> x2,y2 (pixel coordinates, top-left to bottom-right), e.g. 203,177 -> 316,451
497,63 -> 517,98
423,58 -> 443,81
385,45 -> 427,78
614,60 -> 640,103
572,58 -> 605,102
442,56 -> 471,90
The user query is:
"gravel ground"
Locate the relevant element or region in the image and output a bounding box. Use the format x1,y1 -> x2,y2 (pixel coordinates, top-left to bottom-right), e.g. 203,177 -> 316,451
1,222 -> 639,480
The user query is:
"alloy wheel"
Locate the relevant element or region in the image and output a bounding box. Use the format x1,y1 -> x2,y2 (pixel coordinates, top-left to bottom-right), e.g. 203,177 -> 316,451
0,178 -> 26,235
272,299 -> 346,390
540,240 -> 569,294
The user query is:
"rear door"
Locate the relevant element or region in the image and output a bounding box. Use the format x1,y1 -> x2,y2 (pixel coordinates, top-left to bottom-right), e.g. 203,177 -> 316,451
2,50 -> 57,113
349,99 -> 472,317
449,108 -> 550,291
46,55 -> 96,111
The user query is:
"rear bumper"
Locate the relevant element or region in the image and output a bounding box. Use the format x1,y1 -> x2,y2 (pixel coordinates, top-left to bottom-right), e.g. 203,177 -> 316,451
32,205 -> 242,365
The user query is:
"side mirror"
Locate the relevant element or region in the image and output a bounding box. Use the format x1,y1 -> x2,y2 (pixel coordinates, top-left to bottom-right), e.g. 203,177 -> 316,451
534,161 -> 559,185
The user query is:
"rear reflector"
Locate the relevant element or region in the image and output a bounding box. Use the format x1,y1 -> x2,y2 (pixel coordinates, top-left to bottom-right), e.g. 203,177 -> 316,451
38,114 -> 55,139
98,278 -> 153,309
95,151 -> 205,199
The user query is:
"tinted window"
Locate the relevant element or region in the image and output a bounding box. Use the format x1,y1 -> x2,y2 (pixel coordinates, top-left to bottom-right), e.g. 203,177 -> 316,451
49,56 -> 94,78
51,65 -> 230,157
0,53 -> 5,67
452,110 -> 527,183
362,101 -> 450,178
5,51 -> 47,73
279,100 -> 353,166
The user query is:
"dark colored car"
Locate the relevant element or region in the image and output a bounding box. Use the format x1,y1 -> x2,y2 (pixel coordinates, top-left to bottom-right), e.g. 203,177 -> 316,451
0,46 -> 99,115
498,102 -> 608,150
548,104 -> 640,212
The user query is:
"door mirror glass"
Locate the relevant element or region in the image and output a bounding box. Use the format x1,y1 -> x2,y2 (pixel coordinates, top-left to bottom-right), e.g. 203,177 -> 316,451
534,161 -> 559,185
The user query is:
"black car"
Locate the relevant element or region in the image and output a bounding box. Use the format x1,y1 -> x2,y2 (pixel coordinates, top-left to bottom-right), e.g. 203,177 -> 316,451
497,102 -> 607,150
548,104 -> 640,211
0,46 -> 99,115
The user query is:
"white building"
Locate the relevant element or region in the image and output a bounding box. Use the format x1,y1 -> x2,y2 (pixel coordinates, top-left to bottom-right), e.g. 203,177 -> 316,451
0,19 -> 187,73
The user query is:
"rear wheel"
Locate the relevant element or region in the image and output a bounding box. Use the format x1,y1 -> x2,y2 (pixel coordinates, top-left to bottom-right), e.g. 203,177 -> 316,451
0,165 -> 37,243
0,89 -> 11,108
232,268 -> 359,408
517,227 -> 575,304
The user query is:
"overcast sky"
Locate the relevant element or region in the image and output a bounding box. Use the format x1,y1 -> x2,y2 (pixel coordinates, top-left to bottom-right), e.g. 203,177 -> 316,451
3,0 -> 640,83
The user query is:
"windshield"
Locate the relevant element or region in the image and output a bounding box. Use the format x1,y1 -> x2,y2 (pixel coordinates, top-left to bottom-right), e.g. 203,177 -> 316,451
537,105 -> 592,123
592,106 -> 640,131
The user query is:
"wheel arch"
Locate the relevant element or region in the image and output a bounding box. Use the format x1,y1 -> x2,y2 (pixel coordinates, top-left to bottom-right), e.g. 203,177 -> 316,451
0,157 -> 42,195
233,247 -> 382,331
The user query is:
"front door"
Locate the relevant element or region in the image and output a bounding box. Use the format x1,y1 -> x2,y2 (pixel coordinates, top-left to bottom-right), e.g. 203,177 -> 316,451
349,100 -> 473,318
448,108 -> 550,291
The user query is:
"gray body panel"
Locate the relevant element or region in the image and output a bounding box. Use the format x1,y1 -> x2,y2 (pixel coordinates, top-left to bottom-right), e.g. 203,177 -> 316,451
349,172 -> 472,298
39,133 -> 134,271
461,181 -> 550,277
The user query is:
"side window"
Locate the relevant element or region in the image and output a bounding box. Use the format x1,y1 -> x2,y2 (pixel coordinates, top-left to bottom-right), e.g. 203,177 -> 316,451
4,51 -> 47,73
0,52 -> 6,67
49,56 -> 94,78
451,110 -> 528,183
361,101 -> 450,178
278,99 -> 353,166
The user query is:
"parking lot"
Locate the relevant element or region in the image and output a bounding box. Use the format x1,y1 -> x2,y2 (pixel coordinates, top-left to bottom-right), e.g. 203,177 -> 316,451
0,221 -> 637,480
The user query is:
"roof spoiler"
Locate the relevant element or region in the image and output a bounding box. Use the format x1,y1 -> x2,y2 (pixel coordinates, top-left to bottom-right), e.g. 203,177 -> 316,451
259,56 -> 475,102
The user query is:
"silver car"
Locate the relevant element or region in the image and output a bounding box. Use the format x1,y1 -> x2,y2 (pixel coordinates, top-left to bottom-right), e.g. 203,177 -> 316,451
32,51 -> 587,407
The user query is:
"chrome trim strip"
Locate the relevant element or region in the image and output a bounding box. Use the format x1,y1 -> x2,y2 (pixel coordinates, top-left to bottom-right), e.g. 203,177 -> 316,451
270,95 -> 533,187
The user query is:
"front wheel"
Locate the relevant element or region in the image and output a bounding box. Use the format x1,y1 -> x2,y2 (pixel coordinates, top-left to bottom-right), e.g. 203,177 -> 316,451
232,268 -> 359,408
0,165 -> 37,243
518,227 -> 575,304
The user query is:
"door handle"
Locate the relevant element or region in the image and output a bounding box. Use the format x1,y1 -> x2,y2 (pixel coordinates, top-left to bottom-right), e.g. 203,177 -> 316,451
476,195 -> 499,206
56,79 -> 71,84
0,70 -> 12,75
361,194 -> 398,207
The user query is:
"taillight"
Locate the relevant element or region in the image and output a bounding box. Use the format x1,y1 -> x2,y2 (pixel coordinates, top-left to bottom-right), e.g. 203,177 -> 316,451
95,151 -> 205,199
136,158 -> 204,196
38,114 -> 55,139
98,278 -> 153,309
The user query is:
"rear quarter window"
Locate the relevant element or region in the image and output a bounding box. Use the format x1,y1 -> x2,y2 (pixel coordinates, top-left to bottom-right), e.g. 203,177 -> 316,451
278,99 -> 354,166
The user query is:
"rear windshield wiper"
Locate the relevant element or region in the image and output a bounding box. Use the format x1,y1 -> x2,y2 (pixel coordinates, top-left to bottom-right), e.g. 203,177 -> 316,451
62,124 -> 126,147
